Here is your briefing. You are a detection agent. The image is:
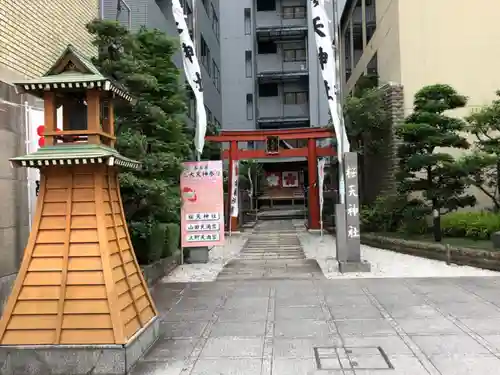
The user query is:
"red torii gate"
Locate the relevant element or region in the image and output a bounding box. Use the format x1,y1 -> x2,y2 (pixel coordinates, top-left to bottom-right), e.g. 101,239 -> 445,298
205,127 -> 336,230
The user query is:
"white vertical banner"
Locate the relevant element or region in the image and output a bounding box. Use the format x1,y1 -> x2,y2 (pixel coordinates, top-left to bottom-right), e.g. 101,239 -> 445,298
230,160 -> 239,218
318,157 -> 326,235
172,0 -> 207,155
310,0 -> 349,152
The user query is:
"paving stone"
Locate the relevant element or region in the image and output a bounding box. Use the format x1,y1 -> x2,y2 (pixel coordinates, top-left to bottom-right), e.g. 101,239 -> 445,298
217,307 -> 268,322
430,354 -> 500,375
411,334 -> 490,356
200,337 -> 264,358
335,319 -> 397,337
396,318 -> 463,335
383,304 -> 440,319
190,358 -> 262,375
273,337 -> 342,358
160,320 -> 210,338
341,336 -> 413,355
330,306 -> 384,320
275,306 -> 326,320
437,301 -> 500,319
274,319 -> 331,338
479,335 -> 500,351
210,321 -> 266,337
144,338 -> 198,360
162,308 -> 215,322
272,358 -> 318,375
129,360 -> 185,375
354,355 -> 431,375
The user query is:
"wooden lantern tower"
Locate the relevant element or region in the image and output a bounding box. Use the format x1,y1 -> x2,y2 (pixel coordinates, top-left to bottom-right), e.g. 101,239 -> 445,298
0,45 -> 158,346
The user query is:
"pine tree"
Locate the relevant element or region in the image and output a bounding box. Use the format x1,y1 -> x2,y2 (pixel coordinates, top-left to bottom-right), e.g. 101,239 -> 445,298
87,20 -> 192,262
396,84 -> 476,240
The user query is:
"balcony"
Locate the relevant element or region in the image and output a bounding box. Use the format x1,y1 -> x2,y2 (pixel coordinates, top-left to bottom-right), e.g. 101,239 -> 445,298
256,3 -> 307,41
256,82 -> 310,128
256,40 -> 308,82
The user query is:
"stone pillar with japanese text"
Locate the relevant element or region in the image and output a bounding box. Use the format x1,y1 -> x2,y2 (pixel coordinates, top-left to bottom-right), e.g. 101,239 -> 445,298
338,152 -> 371,273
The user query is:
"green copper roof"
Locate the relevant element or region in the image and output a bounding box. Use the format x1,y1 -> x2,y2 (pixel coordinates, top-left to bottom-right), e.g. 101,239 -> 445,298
10,144 -> 141,170
13,45 -> 134,103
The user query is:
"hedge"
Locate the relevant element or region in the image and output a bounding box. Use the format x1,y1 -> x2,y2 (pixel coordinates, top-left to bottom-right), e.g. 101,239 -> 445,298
441,211 -> 500,240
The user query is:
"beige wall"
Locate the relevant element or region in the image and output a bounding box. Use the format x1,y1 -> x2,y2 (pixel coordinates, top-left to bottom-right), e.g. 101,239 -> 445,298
0,0 -> 98,80
0,0 -> 99,284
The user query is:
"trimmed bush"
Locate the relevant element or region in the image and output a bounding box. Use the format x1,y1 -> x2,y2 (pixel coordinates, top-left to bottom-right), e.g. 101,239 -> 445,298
441,211 -> 500,240
148,223 -> 167,263
164,223 -> 180,258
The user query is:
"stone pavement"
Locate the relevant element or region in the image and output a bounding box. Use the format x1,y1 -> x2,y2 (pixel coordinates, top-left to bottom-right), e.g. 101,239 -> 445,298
133,276 -> 500,375
134,220 -> 500,374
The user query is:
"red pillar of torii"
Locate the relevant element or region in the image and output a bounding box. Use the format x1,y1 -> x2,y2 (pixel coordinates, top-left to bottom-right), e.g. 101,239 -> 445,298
205,127 -> 336,230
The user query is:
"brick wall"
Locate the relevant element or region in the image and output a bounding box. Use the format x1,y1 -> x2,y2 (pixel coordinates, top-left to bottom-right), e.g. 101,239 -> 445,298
0,0 -> 99,298
361,83 -> 405,203
0,0 -> 98,78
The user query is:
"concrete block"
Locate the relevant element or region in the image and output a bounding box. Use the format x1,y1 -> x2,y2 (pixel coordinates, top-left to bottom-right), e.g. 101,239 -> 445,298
189,247 -> 209,263
0,316 -> 160,375
491,231 -> 500,249
338,260 -> 371,273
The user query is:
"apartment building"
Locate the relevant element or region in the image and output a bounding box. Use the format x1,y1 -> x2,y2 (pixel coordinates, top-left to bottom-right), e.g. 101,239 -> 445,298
101,0 -> 222,128
0,0 -> 99,307
340,0 -> 500,116
219,0 -> 335,141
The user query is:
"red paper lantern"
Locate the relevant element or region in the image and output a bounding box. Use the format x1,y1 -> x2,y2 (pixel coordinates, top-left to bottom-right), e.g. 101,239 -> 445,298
36,125 -> 45,147
38,137 -> 45,147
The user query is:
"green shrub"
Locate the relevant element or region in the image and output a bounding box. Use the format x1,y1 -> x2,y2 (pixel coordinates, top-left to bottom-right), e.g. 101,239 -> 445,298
164,223 -> 180,258
441,211 -> 500,240
148,223 -> 167,263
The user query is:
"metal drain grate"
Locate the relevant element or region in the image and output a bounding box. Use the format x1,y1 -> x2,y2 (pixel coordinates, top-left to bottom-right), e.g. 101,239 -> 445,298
313,346 -> 394,370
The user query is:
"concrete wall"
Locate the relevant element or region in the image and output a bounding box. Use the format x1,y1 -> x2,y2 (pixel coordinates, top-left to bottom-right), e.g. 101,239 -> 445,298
219,0 -> 256,131
0,0 -> 99,307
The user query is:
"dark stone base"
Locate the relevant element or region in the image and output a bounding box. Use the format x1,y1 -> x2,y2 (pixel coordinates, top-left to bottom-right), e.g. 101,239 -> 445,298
188,247 -> 209,263
338,260 -> 371,273
492,231 -> 500,249
0,316 -> 160,375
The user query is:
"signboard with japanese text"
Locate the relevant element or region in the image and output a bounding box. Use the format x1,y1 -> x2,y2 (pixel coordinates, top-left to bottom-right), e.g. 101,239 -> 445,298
181,160 -> 225,247
230,161 -> 239,218
344,152 -> 361,260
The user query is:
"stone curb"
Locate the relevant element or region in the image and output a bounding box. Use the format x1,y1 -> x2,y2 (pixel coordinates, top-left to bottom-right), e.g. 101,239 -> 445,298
361,234 -> 500,272
140,251 -> 180,288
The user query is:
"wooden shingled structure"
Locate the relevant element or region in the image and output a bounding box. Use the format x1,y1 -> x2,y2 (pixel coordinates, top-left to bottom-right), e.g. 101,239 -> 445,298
0,45 -> 158,345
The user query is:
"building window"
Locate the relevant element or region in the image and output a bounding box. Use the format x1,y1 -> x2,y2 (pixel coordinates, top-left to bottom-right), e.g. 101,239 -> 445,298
212,4 -> 219,40
257,41 -> 277,54
283,42 -> 306,62
284,92 -> 308,105
212,60 -> 220,92
205,105 -> 213,124
244,8 -> 251,35
200,35 -> 211,76
245,50 -> 252,77
259,83 -> 278,97
282,6 -> 305,19
256,0 -> 276,11
246,94 -> 253,120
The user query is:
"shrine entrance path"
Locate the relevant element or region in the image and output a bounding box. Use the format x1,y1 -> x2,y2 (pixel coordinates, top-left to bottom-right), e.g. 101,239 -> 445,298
133,276 -> 500,375
217,220 -> 323,281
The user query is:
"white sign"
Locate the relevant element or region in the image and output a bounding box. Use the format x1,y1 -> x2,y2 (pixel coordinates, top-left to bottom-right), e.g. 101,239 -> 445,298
172,0 -> 207,155
230,161 -> 239,217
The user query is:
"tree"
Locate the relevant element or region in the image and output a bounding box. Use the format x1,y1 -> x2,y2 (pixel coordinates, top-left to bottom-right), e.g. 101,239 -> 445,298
343,75 -> 390,154
396,84 -> 476,240
459,91 -> 500,210
87,20 -> 192,262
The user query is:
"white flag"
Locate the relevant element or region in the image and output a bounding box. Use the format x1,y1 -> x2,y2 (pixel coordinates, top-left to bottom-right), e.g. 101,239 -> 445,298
318,158 -> 326,218
172,0 -> 207,155
230,161 -> 239,217
311,0 -> 349,152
